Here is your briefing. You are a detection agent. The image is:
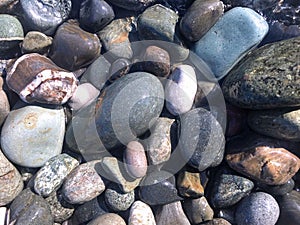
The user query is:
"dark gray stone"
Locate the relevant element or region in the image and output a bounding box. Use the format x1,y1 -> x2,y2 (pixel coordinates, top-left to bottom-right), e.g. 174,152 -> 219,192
106,0 -> 157,11
257,178 -> 295,196
276,191 -> 300,225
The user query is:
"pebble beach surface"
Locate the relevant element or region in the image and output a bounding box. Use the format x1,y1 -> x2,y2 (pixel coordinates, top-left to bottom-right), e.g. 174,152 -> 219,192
0,0 -> 299,225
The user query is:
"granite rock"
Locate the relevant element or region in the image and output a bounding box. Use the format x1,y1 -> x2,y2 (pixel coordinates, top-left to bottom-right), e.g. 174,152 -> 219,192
128,200 -> 156,225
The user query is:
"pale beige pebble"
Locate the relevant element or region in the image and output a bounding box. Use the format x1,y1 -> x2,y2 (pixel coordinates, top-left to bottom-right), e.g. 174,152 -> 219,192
0,89 -> 9,126
128,201 -> 156,225
87,213 -> 126,225
0,207 -> 6,225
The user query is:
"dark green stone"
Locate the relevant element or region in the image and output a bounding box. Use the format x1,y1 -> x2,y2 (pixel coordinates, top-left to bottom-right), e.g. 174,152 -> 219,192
222,36 -> 300,109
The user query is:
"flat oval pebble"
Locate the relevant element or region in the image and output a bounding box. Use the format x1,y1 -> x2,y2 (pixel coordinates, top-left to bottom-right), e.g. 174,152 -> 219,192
193,7 -> 268,79
95,72 -> 164,150
0,149 -> 23,206
34,153 -> 79,197
1,105 -> 65,167
248,108 -> 300,141
179,108 -> 225,171
235,192 -> 280,225
21,31 -> 52,54
128,200 -> 156,225
62,160 -> 105,204
180,0 -> 224,41
165,64 -> 197,115
87,213 -> 126,225
222,36 -> 300,109
124,141 -> 148,179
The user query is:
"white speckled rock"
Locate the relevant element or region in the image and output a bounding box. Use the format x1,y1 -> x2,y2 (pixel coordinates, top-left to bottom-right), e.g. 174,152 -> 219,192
165,65 -> 197,115
1,105 -> 65,168
129,201 -> 156,225
34,154 -> 79,197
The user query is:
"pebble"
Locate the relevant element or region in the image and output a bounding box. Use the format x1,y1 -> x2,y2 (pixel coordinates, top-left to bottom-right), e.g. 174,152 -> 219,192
79,0 -> 115,33
21,31 -> 52,55
222,36 -> 300,109
124,141 -> 148,179
139,170 -> 183,205
49,20 -> 101,71
128,200 -> 156,225
225,103 -> 246,137
62,160 -> 105,204
95,72 -> 164,150
201,218 -> 232,225
257,178 -> 295,196
165,64 -> 197,115
235,192 -> 280,225
177,170 -> 204,198
104,183 -> 135,211
179,108 -> 225,171
209,167 -> 254,208
248,108 -> 300,141
226,145 -> 300,185
87,213 -> 126,225
183,196 -> 214,224
144,117 -> 174,166
1,105 -> 65,167
180,0 -> 224,42
155,201 -> 191,225
9,188 -> 53,225
0,149 -> 23,206
17,0 -> 72,35
0,77 -> 9,127
109,58 -> 131,82
33,153 -> 79,197
193,7 -> 268,79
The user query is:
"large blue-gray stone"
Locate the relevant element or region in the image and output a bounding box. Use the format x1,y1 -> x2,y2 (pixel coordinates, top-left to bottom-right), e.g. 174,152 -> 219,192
193,7 -> 269,79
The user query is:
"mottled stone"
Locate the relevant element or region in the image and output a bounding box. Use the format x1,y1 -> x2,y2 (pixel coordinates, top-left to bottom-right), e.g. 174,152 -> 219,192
106,0 -> 156,11
105,183 -> 135,211
193,7 -> 268,79
34,153 -> 79,197
165,65 -> 197,115
155,201 -> 191,225
183,197 -> 214,224
109,58 -> 131,82
79,0 -> 114,33
95,72 -> 164,150
128,201 -> 156,225
62,160 -> 105,204
235,192 -> 279,225
1,105 -> 65,168
276,191 -> 300,225
21,31 -> 52,54
257,178 -> 295,196
0,149 -> 23,206
226,146 -> 300,185
179,108 -> 225,171
145,117 -> 174,166
248,108 -> 300,141
139,170 -> 182,205
201,218 -> 232,225
124,141 -> 147,179
180,0 -> 224,41
87,213 -> 126,225
222,36 -> 300,109
209,167 -> 254,208
9,188 -> 53,225
177,170 -> 204,198
50,20 -> 101,71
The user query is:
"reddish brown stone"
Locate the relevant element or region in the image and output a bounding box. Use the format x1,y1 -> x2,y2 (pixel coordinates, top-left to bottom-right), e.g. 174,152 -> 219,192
177,170 -> 204,198
226,146 -> 300,185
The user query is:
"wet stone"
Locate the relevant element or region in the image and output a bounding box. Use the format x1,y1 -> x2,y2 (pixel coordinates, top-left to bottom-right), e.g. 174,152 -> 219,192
177,170 -> 204,198
9,188 -> 53,225
21,31 -> 52,55
0,149 -> 23,206
107,0 -> 157,11
235,192 -> 280,225
34,153 -> 79,197
87,213 -> 126,225
128,200 -> 156,225
222,36 -> 300,109
180,0 -> 224,42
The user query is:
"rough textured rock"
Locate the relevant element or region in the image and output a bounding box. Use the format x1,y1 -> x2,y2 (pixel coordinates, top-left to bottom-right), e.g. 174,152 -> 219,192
177,170 -> 204,198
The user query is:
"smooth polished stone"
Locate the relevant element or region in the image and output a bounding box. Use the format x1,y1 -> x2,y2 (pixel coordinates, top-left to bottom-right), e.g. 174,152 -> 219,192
106,0 -> 157,11
21,31 -> 52,55
128,201 -> 156,225
179,108 -> 225,171
50,20 -> 101,71
180,0 -> 224,41
0,149 -> 23,206
248,108 -> 300,141
257,178 -> 295,196
155,201 -> 191,225
276,191 -> 300,225
177,170 -> 204,198
193,7 -> 268,79
222,36 -> 300,109
79,0 -> 114,33
109,58 -> 131,82
1,105 -> 65,168
87,213 -> 126,225
17,0 -> 72,35
95,72 -> 164,150
165,65 -> 197,115
0,78 -> 9,127
235,192 -> 279,225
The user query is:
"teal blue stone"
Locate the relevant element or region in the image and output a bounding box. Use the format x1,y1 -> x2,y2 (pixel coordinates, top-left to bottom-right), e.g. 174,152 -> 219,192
193,7 -> 268,80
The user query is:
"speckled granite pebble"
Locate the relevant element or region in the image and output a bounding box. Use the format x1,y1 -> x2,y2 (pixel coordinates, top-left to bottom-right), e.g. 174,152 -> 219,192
128,200 -> 156,225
